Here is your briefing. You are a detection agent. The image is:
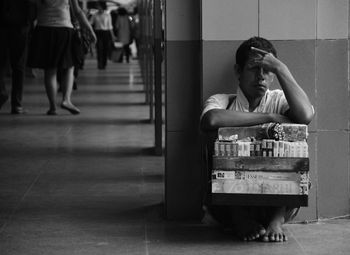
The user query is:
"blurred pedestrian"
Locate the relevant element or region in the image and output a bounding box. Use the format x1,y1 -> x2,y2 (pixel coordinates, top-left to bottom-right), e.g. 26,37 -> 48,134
90,2 -> 115,70
130,7 -> 140,59
0,0 -> 36,114
27,0 -> 96,115
115,7 -> 132,63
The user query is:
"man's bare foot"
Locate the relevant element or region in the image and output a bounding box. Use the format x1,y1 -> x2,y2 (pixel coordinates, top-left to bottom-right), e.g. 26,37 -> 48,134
233,219 -> 266,241
262,219 -> 287,242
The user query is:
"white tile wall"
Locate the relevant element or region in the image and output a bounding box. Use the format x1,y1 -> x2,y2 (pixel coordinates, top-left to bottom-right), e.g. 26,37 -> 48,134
201,0 -> 349,41
259,0 -> 317,40
317,0 -> 348,39
202,0 -> 259,40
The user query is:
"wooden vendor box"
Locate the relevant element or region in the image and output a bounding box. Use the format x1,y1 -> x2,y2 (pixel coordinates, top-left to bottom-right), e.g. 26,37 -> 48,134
210,124 -> 310,207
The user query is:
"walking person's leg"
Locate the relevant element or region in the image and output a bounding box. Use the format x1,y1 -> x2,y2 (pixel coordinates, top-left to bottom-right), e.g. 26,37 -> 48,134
9,26 -> 29,114
44,68 -> 58,115
96,31 -> 104,69
0,62 -> 9,109
0,27 -> 9,109
59,66 -> 80,114
101,31 -> 109,68
118,45 -> 125,63
124,44 -> 130,63
73,65 -> 79,90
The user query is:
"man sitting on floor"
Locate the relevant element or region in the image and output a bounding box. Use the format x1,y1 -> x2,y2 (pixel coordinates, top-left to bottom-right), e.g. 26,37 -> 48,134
200,37 -> 315,242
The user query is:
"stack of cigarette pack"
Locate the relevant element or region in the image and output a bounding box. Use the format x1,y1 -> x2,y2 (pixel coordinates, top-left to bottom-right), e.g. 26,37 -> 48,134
218,123 -> 308,142
211,123 -> 310,202
214,140 -> 309,158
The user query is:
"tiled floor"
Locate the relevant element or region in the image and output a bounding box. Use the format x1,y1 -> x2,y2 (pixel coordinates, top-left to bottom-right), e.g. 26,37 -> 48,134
0,58 -> 350,255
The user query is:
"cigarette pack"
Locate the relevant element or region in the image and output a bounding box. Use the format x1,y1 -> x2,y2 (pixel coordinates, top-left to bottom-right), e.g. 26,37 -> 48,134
214,141 -> 219,156
232,143 -> 238,156
280,123 -> 308,141
273,141 -> 279,157
225,143 -> 231,156
255,141 -> 262,156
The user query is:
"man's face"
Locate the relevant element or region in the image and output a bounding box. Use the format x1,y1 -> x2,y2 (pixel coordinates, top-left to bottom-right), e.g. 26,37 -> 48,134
237,55 -> 274,100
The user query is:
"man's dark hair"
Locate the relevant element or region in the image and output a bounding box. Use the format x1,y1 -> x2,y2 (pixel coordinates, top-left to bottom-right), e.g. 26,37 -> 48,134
236,37 -> 277,69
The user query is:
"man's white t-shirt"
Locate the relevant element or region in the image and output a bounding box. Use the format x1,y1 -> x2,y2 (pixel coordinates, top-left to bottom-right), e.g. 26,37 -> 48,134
201,87 -> 290,118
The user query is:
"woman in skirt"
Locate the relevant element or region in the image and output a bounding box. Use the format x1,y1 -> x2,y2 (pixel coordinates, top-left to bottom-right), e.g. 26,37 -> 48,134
28,0 -> 96,115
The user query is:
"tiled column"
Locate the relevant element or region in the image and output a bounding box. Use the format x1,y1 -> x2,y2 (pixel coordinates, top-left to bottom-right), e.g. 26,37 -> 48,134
315,0 -> 349,218
165,0 -> 202,219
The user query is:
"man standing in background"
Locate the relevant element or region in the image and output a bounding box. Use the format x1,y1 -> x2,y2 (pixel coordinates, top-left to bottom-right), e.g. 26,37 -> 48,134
90,1 -> 115,70
0,0 -> 36,114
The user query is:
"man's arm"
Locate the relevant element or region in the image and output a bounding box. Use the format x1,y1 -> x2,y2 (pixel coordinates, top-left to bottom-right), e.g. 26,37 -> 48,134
201,109 -> 291,131
251,48 -> 314,125
275,64 -> 314,124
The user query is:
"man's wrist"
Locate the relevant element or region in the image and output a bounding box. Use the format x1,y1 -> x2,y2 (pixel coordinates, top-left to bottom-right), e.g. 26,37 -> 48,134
267,113 -> 275,123
274,62 -> 288,75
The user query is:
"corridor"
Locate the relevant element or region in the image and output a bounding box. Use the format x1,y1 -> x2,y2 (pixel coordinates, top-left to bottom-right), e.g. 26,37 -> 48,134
0,59 -> 164,254
0,58 -> 349,255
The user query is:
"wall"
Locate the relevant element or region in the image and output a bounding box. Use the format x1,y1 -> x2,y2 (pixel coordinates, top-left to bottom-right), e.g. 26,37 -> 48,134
201,0 -> 350,221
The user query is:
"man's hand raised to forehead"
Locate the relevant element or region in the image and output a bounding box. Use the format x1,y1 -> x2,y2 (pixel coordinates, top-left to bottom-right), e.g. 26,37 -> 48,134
250,47 -> 285,74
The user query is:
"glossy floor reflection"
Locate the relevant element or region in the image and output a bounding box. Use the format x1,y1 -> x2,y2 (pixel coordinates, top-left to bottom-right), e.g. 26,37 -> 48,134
0,59 -> 350,255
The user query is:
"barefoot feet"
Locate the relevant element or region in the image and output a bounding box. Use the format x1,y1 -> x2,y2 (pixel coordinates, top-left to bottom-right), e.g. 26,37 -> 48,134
233,219 -> 266,241
61,101 -> 80,115
262,219 -> 287,242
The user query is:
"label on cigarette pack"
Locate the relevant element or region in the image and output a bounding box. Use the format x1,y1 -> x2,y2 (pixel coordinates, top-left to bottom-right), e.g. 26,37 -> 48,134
212,170 -> 309,195
212,170 -> 301,181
